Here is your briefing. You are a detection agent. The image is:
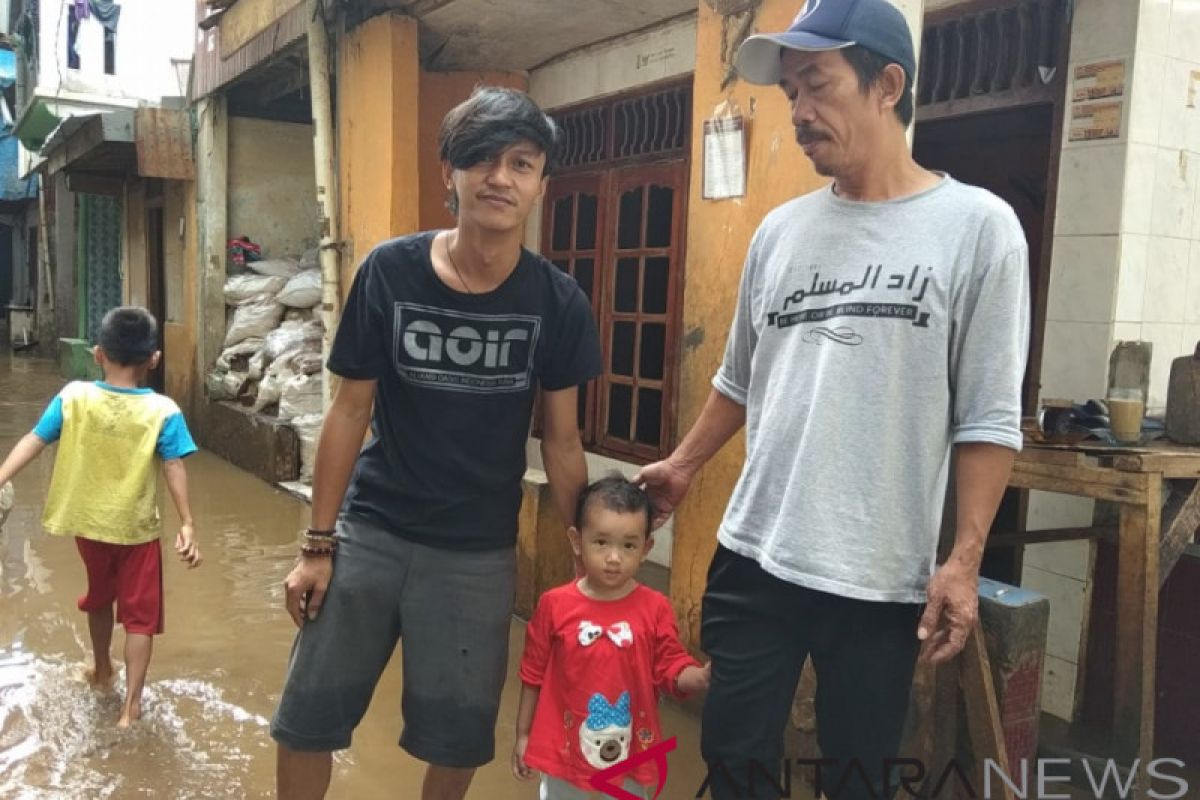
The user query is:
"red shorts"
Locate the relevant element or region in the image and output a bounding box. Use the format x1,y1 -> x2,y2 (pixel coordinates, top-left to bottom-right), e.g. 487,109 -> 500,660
75,537 -> 164,635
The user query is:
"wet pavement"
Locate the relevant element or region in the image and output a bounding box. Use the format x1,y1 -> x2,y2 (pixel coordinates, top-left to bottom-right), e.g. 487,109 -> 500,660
0,353 -> 706,799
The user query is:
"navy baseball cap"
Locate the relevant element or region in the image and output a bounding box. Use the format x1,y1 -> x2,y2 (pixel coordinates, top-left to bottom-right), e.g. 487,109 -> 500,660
735,0 -> 916,86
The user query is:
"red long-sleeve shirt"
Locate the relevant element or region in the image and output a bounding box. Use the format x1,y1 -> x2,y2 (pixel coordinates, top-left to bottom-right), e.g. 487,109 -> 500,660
519,581 -> 699,791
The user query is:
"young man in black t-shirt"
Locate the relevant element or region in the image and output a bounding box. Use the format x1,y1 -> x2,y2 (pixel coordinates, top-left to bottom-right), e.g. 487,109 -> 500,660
271,87 -> 602,800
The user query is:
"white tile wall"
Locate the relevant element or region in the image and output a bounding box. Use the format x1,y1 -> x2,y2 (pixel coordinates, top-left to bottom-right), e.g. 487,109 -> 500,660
1046,236 -> 1119,323
1182,242 -> 1200,323
1041,654 -> 1081,722
1038,321 -> 1114,401
1158,59 -> 1200,153
1121,144 -> 1159,236
1057,146 -> 1129,236
1141,321 -> 1186,409
1069,0 -> 1141,62
1022,565 -> 1090,663
1150,148 -> 1197,237
1128,52 -> 1166,146
1143,236 -> 1191,322
1115,234 -> 1150,321
1023,541 -> 1094,582
1166,0 -> 1200,63
1112,321 -> 1145,342
1137,0 -> 1173,54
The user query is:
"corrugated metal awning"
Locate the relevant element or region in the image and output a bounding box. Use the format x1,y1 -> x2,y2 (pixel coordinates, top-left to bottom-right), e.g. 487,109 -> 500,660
41,109 -> 195,181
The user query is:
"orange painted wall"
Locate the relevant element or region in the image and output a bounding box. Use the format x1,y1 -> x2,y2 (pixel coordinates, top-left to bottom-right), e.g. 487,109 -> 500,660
669,0 -> 830,650
418,71 -> 528,231
337,12 -> 421,294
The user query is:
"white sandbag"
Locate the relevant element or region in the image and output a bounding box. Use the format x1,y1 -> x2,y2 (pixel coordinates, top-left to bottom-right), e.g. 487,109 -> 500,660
299,248 -> 320,271
224,295 -> 285,347
262,321 -> 307,364
283,308 -> 313,323
276,269 -> 322,309
215,337 -> 265,372
207,370 -> 247,400
247,349 -> 268,381
224,274 -> 287,306
290,351 -> 323,376
253,365 -> 295,413
290,413 -> 324,483
247,258 -> 302,279
279,373 -> 322,421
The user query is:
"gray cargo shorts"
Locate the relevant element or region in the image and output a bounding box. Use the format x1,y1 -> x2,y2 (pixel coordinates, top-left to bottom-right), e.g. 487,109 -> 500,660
270,514 -> 516,768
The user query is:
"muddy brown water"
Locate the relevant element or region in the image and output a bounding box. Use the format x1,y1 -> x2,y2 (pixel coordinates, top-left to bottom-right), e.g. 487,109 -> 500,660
0,354 -> 707,799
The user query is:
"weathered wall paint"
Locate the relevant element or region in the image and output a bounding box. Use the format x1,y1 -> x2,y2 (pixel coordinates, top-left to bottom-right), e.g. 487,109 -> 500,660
164,180 -> 199,419
669,0 -> 830,651
337,12 -> 421,291
418,70 -> 528,232
227,117 -> 319,260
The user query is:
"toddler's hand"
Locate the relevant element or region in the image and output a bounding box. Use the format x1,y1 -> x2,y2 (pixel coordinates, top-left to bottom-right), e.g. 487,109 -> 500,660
677,662 -> 712,695
511,734 -> 536,781
176,524 -> 202,568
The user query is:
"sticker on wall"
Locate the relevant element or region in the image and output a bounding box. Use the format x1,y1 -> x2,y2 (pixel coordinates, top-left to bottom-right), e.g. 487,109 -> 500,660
703,101 -> 746,200
1072,60 -> 1125,102
1069,100 -> 1122,142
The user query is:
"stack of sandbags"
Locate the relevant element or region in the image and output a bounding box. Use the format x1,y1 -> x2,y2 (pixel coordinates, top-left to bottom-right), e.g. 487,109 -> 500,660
207,250 -> 326,412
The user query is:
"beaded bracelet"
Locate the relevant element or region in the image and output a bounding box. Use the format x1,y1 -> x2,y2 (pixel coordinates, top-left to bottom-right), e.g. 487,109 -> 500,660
300,542 -> 337,557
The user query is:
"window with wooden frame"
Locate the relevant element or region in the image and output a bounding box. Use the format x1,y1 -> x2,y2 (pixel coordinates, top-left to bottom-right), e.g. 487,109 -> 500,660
536,80 -> 691,463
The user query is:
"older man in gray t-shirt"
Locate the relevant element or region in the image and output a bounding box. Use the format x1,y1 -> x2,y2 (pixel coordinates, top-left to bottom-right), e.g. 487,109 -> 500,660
636,2 -> 1029,799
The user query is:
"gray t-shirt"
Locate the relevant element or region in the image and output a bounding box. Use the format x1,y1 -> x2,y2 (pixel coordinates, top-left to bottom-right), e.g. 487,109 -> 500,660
713,175 -> 1029,603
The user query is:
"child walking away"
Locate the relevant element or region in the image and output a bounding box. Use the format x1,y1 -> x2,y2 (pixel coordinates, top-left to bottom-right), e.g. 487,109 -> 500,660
513,476 -> 710,799
0,307 -> 200,727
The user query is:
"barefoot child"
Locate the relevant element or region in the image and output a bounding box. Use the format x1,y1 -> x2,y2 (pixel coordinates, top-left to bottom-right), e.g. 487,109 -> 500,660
0,306 -> 201,726
513,476 -> 710,799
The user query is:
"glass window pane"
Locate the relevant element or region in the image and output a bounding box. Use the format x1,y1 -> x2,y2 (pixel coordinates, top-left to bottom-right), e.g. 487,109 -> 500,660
646,184 -> 674,247
639,323 -> 665,380
614,258 -> 638,313
636,388 -> 662,446
643,257 -> 669,314
552,195 -> 573,251
608,383 -> 632,440
577,193 -> 598,250
551,258 -> 569,273
611,321 -> 635,377
617,187 -> 643,249
574,258 -> 595,305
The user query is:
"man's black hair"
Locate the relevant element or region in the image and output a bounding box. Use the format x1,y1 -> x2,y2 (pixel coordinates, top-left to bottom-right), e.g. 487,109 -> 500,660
98,306 -> 158,366
841,45 -> 914,127
575,474 -> 653,537
438,86 -> 560,214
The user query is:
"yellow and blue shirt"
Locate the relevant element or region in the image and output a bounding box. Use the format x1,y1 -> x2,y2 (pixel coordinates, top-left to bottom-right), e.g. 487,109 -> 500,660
33,381 -> 198,545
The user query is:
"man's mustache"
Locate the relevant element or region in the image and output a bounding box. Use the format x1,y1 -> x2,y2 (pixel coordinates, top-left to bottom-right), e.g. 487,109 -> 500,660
795,127 -> 831,145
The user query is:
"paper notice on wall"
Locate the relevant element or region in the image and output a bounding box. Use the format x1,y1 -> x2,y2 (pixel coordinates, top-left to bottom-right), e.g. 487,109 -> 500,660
1072,60 -> 1126,101
1069,100 -> 1123,142
703,116 -> 746,200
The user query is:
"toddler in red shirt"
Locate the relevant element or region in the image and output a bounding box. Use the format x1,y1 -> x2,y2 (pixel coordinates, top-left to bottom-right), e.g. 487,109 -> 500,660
513,476 -> 710,799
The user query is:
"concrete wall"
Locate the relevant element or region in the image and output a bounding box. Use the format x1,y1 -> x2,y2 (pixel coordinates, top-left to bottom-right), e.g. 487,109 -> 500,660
227,116 -> 318,260
38,0 -> 193,102
529,14 -> 697,111
164,180 -> 199,419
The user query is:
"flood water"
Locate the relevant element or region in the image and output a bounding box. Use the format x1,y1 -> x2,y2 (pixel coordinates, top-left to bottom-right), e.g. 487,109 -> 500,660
0,353 -> 706,799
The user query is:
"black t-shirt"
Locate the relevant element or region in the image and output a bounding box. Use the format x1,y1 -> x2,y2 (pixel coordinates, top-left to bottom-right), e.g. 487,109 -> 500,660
328,231 -> 602,550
